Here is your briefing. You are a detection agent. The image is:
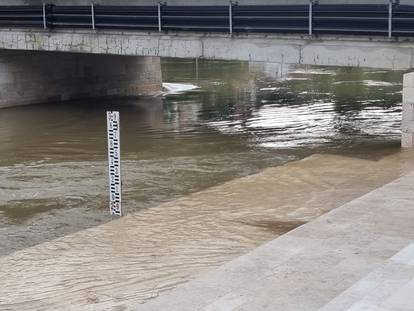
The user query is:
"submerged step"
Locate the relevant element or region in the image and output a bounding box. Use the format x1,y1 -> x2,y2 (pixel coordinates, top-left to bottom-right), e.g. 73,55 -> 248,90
141,171 -> 414,311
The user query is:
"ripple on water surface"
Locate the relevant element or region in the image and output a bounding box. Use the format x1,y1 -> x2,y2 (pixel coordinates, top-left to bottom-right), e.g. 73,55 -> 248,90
0,61 -> 405,250
0,61 -> 409,308
1,152 -> 414,310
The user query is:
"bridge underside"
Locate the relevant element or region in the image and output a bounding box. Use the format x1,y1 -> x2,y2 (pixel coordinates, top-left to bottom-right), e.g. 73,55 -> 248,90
0,49 -> 161,108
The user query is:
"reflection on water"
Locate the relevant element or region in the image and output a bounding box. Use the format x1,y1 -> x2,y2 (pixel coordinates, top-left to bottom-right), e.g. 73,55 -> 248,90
0,59 -> 406,257
167,60 -> 402,150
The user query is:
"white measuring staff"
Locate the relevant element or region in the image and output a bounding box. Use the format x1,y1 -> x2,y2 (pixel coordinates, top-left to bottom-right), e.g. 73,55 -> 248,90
106,111 -> 122,216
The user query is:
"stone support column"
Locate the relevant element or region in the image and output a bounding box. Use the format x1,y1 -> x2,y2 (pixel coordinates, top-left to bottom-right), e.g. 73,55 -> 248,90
402,72 -> 414,147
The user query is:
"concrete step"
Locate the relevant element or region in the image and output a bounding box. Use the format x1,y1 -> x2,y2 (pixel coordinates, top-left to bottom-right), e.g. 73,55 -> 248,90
320,243 -> 414,311
141,171 -> 414,311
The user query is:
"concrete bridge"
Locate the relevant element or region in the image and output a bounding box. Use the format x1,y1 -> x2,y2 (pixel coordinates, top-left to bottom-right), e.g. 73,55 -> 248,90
0,1 -> 414,146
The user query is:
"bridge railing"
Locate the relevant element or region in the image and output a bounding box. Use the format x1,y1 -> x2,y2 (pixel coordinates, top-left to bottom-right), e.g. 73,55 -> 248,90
50,5 -> 93,28
0,3 -> 413,38
0,6 -> 44,28
95,6 -> 159,31
394,5 -> 414,36
162,6 -> 229,32
313,4 -> 389,36
233,5 -> 309,34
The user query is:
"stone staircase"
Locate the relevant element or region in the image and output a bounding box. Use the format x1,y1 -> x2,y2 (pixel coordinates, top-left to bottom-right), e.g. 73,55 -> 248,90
141,171 -> 414,311
320,243 -> 414,311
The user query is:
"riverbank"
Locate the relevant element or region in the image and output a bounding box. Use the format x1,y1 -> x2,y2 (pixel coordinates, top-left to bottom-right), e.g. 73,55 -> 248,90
141,166 -> 414,311
1,151 -> 414,310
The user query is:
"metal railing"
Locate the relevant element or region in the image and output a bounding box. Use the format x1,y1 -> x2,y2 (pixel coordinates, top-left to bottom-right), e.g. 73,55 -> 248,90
0,2 -> 413,38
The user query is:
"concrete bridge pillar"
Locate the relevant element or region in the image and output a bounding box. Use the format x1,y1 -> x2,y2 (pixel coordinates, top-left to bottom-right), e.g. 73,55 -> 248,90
402,72 -> 414,147
0,50 -> 162,109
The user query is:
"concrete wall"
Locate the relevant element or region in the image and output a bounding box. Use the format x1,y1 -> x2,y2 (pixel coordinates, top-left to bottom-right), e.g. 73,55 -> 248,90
402,72 -> 414,148
0,29 -> 413,70
0,50 -> 161,108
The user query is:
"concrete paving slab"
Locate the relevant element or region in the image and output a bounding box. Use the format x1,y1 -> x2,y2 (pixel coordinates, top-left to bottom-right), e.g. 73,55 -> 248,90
322,243 -> 414,311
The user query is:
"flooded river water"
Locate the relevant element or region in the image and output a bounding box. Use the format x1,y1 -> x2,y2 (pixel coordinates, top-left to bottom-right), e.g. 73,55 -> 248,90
0,58 -> 413,308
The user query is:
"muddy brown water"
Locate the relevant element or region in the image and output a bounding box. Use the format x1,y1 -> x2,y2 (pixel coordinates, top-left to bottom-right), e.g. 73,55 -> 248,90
1,152 -> 413,310
0,60 -> 406,252
0,59 -> 412,308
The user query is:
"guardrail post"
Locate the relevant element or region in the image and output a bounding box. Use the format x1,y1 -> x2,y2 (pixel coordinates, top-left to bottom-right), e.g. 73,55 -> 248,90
158,2 -> 162,32
229,2 -> 233,34
195,57 -> 199,81
308,0 -> 313,36
91,3 -> 95,30
388,0 -> 394,38
42,3 -> 47,29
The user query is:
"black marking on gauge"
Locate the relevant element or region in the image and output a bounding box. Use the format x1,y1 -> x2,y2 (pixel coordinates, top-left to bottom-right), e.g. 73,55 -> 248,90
107,111 -> 122,216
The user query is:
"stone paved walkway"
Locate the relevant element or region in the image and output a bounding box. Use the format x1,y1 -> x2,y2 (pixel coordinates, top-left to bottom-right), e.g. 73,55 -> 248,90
141,171 -> 414,311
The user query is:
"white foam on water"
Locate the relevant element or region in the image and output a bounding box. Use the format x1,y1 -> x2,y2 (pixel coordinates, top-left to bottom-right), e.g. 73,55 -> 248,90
290,69 -> 337,75
362,80 -> 400,87
332,81 -> 355,85
333,80 -> 400,87
259,87 -> 280,91
162,82 -> 200,95
282,77 -> 310,81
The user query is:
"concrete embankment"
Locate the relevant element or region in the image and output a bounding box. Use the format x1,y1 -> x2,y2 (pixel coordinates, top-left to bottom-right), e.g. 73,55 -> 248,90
0,151 -> 413,310
142,167 -> 414,311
